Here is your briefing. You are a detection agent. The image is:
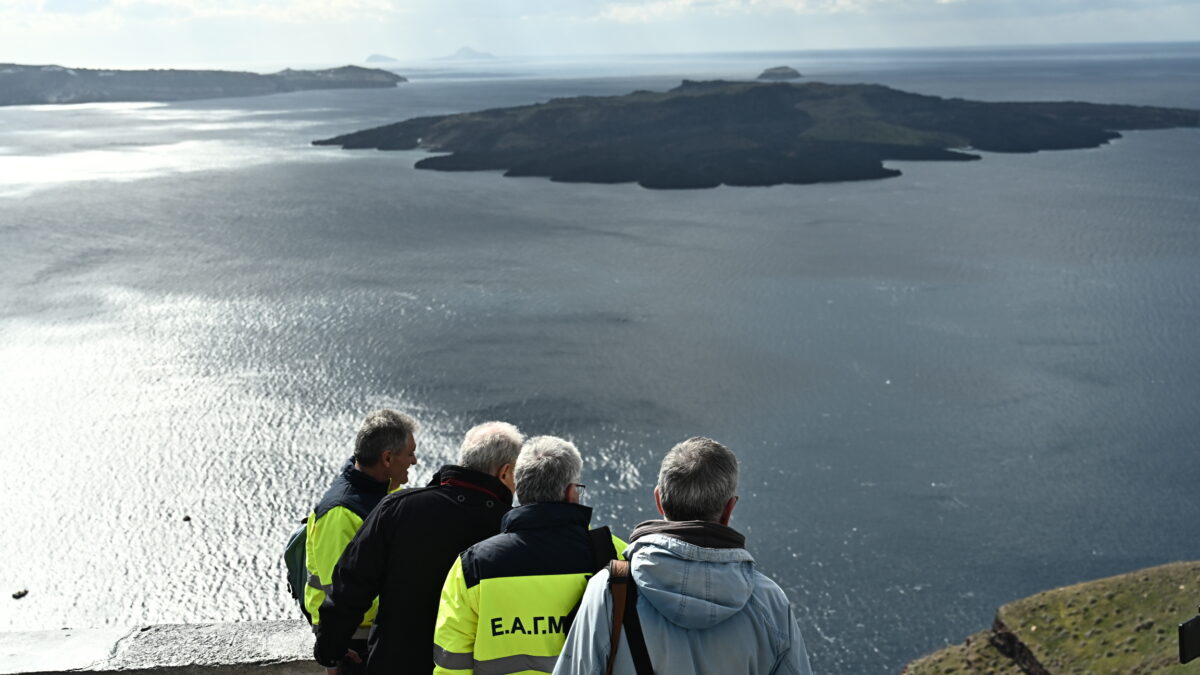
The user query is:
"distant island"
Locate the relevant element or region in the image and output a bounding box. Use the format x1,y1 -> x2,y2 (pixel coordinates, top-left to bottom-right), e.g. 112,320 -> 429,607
758,66 -> 802,80
365,54 -> 399,63
312,79 -> 1200,189
0,63 -> 406,106
437,47 -> 496,61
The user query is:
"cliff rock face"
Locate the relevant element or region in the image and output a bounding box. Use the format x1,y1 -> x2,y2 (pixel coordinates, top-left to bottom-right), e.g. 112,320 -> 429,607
903,561 -> 1200,674
0,64 -> 406,106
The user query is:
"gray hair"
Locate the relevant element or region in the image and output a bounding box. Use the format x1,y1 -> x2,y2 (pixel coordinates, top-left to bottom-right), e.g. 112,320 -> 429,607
354,409 -> 418,467
657,437 -> 738,522
459,421 -> 524,474
514,436 -> 582,505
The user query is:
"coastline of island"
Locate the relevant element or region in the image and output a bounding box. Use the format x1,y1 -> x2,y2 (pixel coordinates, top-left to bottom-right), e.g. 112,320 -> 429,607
0,63 -> 406,107
313,79 -> 1200,190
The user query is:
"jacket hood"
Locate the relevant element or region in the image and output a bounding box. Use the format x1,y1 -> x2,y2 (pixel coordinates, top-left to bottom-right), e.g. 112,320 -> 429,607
626,522 -> 756,631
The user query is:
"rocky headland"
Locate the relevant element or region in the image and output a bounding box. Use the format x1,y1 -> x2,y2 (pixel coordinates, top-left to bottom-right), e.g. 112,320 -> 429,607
0,63 -> 405,106
312,79 -> 1200,189
903,561 -> 1200,674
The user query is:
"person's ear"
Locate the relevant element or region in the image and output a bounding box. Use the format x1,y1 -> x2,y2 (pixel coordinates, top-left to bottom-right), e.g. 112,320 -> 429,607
654,486 -> 665,517
497,463 -> 515,491
719,496 -> 738,526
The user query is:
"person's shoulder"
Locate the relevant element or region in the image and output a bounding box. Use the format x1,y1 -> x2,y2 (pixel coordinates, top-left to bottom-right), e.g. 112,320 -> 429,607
737,567 -> 798,649
576,566 -> 612,606
459,529 -> 521,571
465,527 -> 512,551
747,567 -> 796,613
312,474 -> 354,519
376,484 -> 440,510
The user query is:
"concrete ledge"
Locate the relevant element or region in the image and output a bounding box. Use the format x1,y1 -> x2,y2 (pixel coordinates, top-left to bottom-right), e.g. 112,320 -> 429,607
0,621 -> 322,674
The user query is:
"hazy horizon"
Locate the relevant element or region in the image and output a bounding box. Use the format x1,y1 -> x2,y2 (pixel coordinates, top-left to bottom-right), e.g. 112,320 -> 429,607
2,0 -> 1198,69
5,38 -> 1200,74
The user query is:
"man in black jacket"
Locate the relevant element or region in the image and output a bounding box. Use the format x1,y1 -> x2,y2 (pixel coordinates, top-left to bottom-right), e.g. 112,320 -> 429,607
314,421 -> 524,675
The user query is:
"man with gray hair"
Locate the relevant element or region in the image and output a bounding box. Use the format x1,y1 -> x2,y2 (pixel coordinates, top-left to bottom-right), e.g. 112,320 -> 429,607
315,421 -> 525,675
553,437 -> 813,675
305,409 -> 419,674
431,436 -> 625,675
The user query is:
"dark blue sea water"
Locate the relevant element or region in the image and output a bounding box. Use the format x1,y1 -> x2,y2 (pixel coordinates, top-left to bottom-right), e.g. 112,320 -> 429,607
2,43 -> 1199,673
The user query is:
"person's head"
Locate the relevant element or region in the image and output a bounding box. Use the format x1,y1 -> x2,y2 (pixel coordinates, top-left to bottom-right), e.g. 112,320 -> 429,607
459,421 -> 524,490
354,409 -> 419,490
654,437 -> 739,525
514,436 -> 584,505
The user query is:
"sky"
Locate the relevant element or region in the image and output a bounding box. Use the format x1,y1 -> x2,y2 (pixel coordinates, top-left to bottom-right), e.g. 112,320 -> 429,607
1,0 -> 1198,69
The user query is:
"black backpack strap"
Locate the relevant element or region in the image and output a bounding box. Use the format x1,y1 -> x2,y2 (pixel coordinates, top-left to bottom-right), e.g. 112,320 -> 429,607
606,560 -> 654,675
564,527 -> 621,634
588,526 -> 618,572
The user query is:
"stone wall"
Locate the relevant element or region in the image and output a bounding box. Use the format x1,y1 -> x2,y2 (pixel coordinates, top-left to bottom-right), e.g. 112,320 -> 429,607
0,620 -> 322,674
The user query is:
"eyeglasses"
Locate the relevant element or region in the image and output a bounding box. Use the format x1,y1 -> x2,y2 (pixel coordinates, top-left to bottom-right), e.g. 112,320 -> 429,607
568,483 -> 587,504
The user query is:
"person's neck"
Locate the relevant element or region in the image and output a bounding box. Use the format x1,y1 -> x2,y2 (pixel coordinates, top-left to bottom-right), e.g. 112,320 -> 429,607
355,461 -> 390,486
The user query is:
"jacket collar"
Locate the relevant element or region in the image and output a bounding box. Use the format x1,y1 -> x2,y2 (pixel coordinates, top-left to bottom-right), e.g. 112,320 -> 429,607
501,501 -> 592,533
341,457 -> 389,495
629,519 -> 745,549
428,464 -> 514,504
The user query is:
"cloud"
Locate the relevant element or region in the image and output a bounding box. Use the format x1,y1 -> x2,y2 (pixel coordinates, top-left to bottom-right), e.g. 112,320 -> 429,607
592,0 -> 1197,23
594,0 -> 921,23
42,0 -> 110,13
31,0 -> 400,24
141,0 -> 399,22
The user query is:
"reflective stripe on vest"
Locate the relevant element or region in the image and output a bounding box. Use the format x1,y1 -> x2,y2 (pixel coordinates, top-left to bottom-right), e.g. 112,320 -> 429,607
433,644 -> 473,670
474,653 -> 559,675
434,645 -> 559,675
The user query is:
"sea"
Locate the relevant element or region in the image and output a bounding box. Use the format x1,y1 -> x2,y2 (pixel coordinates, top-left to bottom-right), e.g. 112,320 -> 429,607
1,42 -> 1198,673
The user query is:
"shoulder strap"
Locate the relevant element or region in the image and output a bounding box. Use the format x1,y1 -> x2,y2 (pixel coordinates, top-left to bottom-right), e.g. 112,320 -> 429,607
606,560 -> 654,675
606,560 -> 631,675
588,526 -> 618,572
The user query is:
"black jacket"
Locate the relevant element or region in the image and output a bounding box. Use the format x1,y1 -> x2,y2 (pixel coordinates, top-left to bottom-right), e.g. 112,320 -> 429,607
314,464 -> 513,674
461,502 -> 600,587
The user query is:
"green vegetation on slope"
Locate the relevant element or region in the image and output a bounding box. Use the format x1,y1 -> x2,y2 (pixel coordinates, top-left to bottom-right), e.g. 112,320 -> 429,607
904,561 -> 1200,674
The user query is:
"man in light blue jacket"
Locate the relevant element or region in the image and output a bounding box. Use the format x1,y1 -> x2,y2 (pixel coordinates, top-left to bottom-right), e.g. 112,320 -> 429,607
552,437 -> 813,675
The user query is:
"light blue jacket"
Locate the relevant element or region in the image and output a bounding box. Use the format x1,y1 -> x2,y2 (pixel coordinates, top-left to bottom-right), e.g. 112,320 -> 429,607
552,532 -> 813,675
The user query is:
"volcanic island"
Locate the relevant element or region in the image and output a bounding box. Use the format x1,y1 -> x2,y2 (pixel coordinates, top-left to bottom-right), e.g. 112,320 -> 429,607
314,80 -> 1200,189
0,64 -> 405,106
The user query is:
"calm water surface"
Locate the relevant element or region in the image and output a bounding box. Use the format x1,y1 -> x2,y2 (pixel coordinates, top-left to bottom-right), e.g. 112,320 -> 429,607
1,44 -> 1199,673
